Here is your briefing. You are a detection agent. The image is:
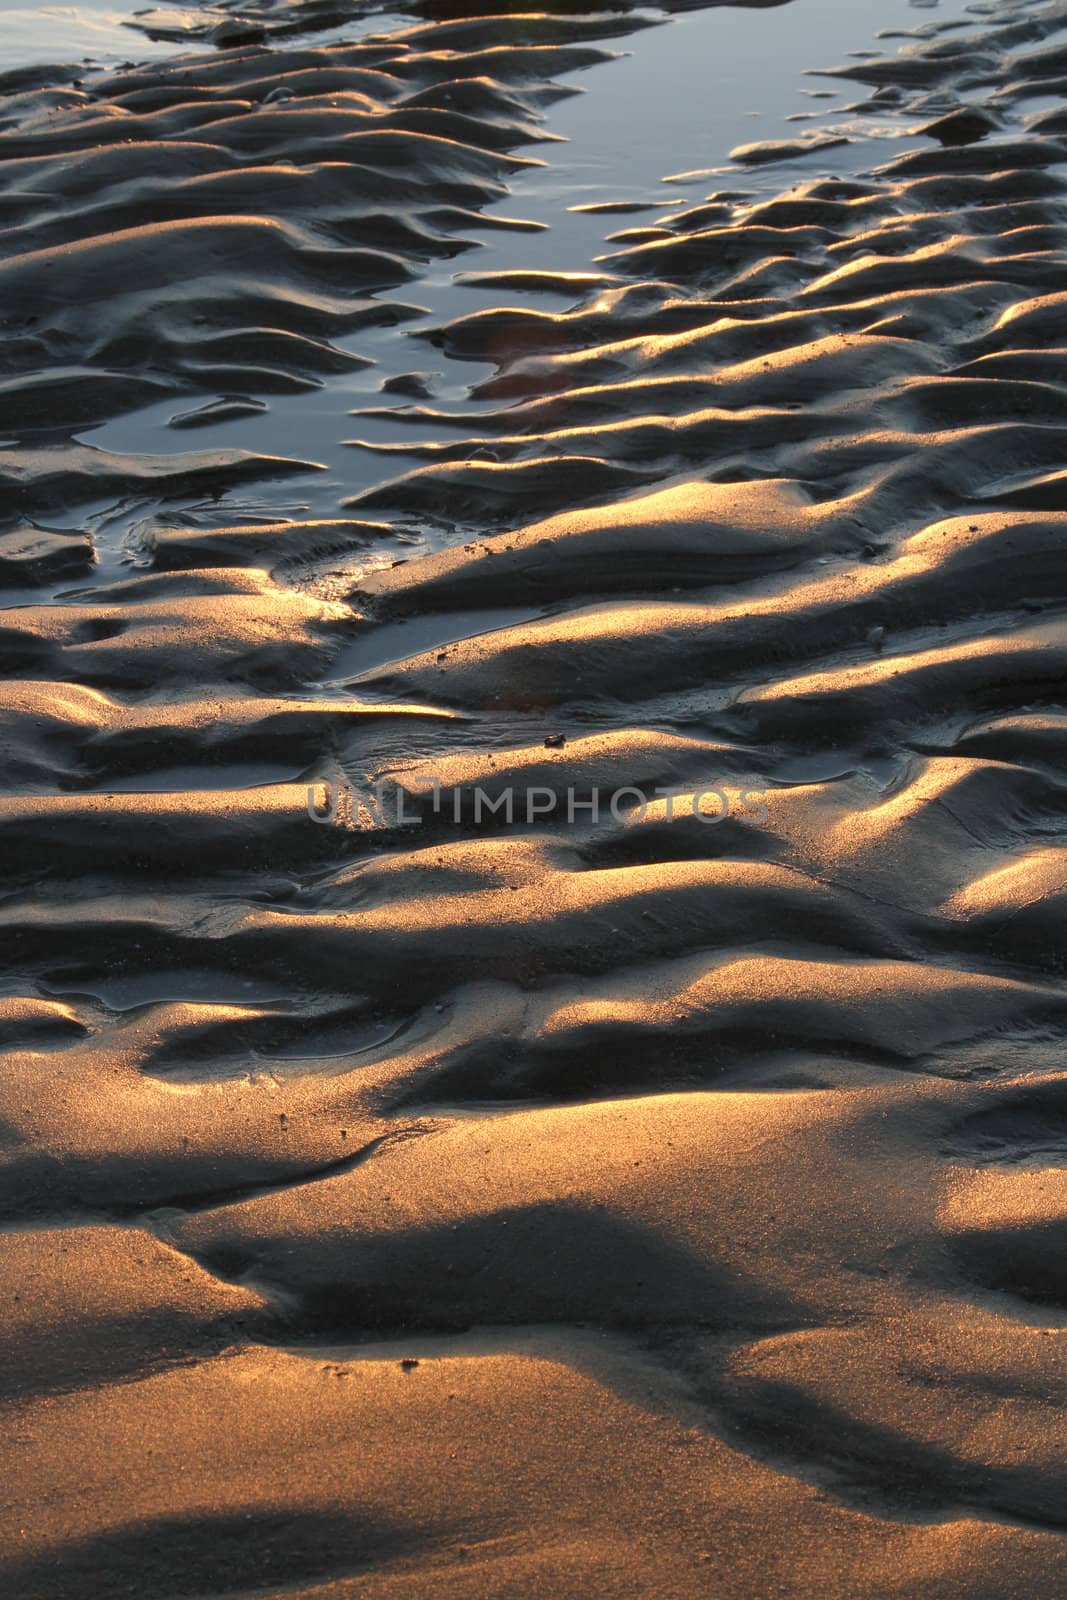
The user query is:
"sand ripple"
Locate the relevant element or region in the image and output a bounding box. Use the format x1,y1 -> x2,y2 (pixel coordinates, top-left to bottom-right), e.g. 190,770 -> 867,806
6,2 -> 1067,1595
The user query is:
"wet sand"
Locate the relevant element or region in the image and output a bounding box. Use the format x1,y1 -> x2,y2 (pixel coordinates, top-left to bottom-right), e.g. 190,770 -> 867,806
5,0 -> 1067,1595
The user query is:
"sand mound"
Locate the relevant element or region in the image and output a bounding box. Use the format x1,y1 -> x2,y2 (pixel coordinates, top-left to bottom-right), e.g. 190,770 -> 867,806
7,1 -> 1067,1595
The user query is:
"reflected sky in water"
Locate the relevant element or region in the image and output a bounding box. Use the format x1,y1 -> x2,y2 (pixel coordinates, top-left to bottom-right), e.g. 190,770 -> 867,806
31,0 -> 985,546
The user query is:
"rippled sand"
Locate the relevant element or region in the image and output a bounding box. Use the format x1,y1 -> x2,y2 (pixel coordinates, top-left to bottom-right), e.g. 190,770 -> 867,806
5,1 -> 1067,1595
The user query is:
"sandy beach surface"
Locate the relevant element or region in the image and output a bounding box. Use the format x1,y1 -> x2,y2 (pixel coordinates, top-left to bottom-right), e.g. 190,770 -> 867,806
4,0 -> 1067,1594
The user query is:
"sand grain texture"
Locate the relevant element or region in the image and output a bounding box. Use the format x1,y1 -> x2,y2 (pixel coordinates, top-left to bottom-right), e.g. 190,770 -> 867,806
5,0 -> 1067,1596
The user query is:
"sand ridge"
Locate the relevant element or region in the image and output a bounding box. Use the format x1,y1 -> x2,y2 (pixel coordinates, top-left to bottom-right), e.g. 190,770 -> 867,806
5,0 -> 1067,1595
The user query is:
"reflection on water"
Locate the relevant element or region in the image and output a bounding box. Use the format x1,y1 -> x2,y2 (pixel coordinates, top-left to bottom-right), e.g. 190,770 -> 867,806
76,0 -> 986,550
0,0 -> 187,67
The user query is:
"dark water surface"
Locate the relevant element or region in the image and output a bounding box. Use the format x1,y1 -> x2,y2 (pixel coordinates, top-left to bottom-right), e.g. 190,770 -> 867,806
61,0 -> 986,561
